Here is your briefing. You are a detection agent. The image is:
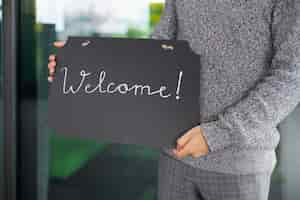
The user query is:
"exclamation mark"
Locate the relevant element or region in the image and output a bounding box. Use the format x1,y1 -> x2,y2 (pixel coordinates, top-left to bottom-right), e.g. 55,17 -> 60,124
176,71 -> 183,100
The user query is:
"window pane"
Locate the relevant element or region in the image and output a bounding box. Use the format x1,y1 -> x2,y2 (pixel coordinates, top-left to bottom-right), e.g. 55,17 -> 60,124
18,0 -> 300,200
20,0 -> 164,200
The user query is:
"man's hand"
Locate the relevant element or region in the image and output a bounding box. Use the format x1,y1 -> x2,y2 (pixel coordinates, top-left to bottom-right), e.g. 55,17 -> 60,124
173,126 -> 209,159
48,41 -> 66,82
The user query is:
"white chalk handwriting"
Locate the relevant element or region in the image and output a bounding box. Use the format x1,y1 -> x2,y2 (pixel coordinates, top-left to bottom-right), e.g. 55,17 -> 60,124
61,66 -> 183,100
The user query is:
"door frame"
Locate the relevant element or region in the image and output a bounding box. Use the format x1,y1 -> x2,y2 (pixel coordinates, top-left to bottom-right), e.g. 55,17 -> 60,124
2,0 -> 18,199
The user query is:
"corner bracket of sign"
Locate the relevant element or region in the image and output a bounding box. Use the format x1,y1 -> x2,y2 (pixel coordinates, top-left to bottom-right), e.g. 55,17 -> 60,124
161,44 -> 174,51
82,40 -> 91,47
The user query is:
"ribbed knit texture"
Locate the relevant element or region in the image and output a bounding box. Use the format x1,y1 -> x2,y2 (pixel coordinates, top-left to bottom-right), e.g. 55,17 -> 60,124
150,0 -> 300,174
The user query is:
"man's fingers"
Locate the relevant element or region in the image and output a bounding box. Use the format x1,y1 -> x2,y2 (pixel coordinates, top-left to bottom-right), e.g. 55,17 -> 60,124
49,68 -> 55,74
53,41 -> 66,48
48,61 -> 56,76
49,54 -> 56,61
48,61 -> 56,70
174,144 -> 191,159
48,41 -> 64,84
176,130 -> 193,150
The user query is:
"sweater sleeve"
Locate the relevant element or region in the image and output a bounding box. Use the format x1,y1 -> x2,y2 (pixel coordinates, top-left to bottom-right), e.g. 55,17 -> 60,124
200,0 -> 300,152
149,0 -> 177,40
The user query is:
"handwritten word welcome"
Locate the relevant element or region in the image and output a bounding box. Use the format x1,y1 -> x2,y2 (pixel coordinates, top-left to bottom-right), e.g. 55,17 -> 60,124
61,67 -> 183,99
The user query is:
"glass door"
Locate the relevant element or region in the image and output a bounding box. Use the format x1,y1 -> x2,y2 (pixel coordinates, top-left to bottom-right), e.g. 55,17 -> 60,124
17,0 -> 300,200
18,0 -> 165,200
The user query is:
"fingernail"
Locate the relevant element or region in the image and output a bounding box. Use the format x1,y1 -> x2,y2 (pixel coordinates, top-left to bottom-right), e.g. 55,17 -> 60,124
49,55 -> 55,61
48,76 -> 53,82
50,68 -> 55,73
172,149 -> 177,155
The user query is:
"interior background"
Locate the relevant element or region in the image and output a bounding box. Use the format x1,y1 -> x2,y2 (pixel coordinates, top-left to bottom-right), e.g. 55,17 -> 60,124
1,0 -> 300,199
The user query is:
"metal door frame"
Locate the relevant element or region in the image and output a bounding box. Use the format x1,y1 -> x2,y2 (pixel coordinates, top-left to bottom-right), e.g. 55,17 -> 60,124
2,0 -> 18,199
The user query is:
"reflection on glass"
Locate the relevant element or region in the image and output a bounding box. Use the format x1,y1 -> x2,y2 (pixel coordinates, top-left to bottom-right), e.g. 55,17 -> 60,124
21,0 -> 164,200
19,0 -> 300,200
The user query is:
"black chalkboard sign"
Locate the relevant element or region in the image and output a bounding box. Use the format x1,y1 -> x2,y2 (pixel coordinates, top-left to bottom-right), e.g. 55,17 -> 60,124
48,36 -> 200,149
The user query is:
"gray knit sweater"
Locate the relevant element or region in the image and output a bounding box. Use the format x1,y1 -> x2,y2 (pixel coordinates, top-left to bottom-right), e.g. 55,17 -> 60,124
150,0 -> 300,174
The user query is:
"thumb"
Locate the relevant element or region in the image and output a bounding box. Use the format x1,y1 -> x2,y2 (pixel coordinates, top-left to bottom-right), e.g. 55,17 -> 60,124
53,41 -> 66,48
176,130 -> 193,150
174,143 -> 191,159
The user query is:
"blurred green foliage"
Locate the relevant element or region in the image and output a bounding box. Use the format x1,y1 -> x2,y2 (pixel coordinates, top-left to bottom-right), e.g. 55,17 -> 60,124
150,3 -> 164,29
50,133 -> 109,178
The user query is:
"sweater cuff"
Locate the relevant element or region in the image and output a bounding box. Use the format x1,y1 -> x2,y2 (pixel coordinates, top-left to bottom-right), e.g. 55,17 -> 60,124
199,120 -> 232,152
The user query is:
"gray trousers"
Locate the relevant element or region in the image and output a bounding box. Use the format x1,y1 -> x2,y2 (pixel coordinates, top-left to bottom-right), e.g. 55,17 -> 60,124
157,152 -> 272,200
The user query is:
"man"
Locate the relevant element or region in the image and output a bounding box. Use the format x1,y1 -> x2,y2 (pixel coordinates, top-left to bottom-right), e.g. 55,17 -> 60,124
48,0 -> 300,199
